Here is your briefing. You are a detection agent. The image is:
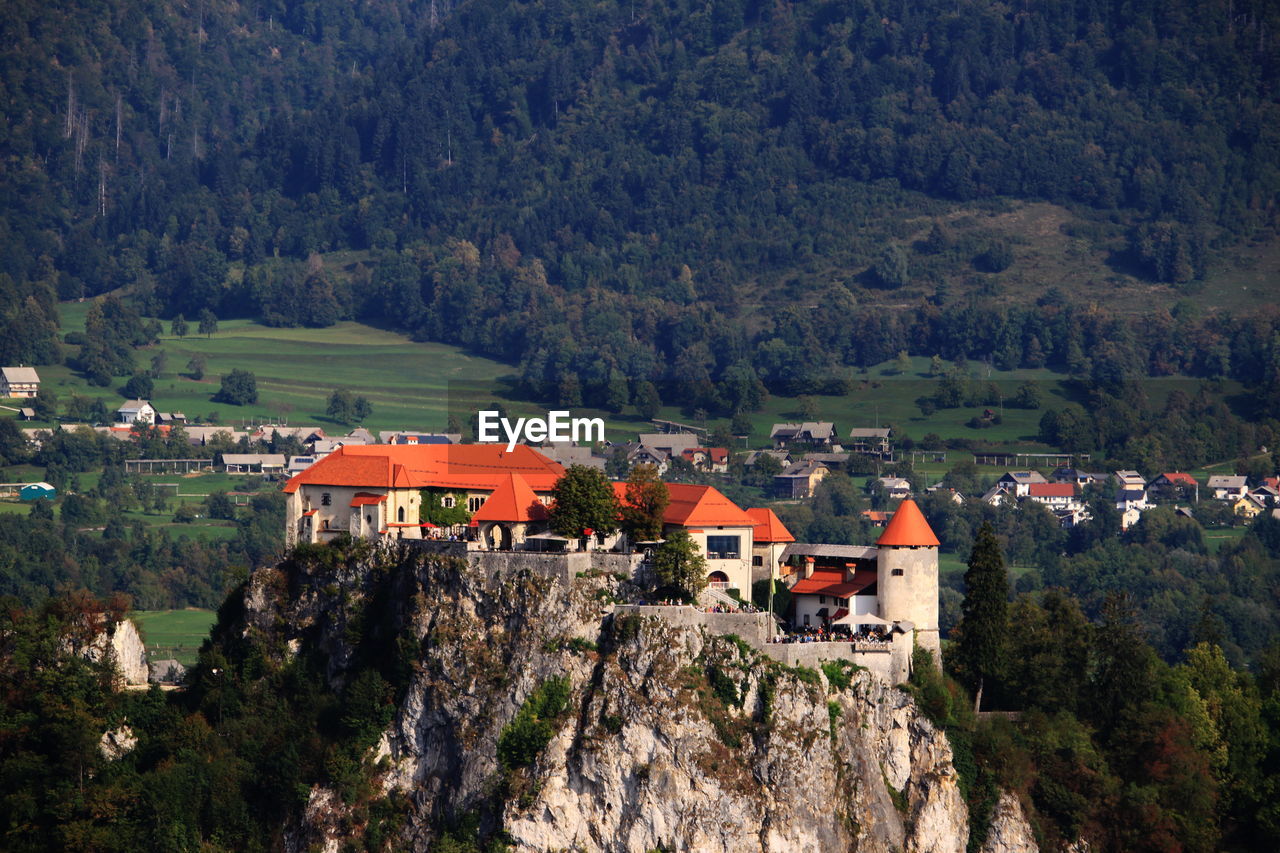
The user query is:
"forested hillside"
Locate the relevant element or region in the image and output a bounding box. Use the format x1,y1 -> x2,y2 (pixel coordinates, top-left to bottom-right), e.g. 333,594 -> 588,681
4,0 -> 1280,410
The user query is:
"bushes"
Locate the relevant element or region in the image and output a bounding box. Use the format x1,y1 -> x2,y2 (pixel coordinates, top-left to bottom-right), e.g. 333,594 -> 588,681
497,676 -> 571,770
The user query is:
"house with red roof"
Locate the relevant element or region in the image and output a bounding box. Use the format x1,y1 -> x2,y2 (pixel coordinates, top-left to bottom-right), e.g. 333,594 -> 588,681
744,507 -> 794,585
679,447 -> 730,474
1026,482 -> 1081,511
614,481 -> 760,595
1148,472 -> 1199,503
780,499 -> 940,657
468,472 -> 551,550
283,444 -> 564,546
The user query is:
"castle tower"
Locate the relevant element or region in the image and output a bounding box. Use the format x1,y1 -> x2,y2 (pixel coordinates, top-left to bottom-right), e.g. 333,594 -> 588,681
875,499 -> 941,661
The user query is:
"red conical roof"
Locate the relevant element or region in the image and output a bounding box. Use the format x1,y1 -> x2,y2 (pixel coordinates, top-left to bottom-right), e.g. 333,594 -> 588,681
875,499 -> 940,547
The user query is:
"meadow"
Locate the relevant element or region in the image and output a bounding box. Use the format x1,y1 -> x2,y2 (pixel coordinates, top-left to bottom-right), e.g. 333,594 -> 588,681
12,297 -> 1248,485
130,608 -> 217,668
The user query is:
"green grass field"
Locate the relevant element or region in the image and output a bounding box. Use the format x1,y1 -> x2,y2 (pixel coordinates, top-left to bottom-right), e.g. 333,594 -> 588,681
49,300 -> 514,434
131,608 -> 217,668
1204,527 -> 1248,554
12,298 -> 1253,483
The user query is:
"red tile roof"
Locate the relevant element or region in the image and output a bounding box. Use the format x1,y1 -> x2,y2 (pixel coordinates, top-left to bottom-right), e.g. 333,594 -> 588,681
790,568 -> 878,597
745,507 -> 795,542
283,444 -> 564,494
875,499 -> 940,547
1028,483 -> 1077,498
611,481 -> 756,528
349,492 -> 387,507
470,473 -> 549,523
1159,472 -> 1198,487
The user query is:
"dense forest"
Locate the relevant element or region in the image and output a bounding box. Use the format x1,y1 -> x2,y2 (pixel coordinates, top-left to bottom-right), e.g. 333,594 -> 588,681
4,0 -> 1280,418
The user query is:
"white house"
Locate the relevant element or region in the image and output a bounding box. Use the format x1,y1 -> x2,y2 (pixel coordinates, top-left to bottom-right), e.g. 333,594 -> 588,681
0,366 -> 40,399
115,400 -> 157,425
996,470 -> 1048,497
875,476 -> 913,501
1026,482 -> 1082,511
1207,475 -> 1248,501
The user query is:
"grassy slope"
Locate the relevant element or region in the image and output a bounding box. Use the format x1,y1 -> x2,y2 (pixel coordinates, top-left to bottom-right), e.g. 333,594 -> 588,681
131,609 -> 217,667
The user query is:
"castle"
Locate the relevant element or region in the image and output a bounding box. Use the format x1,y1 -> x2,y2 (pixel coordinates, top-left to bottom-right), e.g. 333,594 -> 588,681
283,443 -> 941,676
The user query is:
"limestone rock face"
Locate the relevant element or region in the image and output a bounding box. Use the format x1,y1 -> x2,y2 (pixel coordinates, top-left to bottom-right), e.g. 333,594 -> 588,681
248,546 -> 975,852
107,620 -> 150,685
80,619 -> 149,686
980,792 -> 1039,853
99,724 -> 137,760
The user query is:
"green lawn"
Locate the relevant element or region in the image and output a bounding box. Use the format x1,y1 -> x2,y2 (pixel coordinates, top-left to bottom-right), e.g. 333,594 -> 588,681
131,608 -> 217,668
1204,527 -> 1248,554
50,300 -> 518,434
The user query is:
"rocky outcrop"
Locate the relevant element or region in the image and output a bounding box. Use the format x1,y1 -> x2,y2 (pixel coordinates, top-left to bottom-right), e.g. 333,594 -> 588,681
99,724 -> 138,761
80,619 -> 149,686
980,792 -> 1038,853
247,544 -> 978,852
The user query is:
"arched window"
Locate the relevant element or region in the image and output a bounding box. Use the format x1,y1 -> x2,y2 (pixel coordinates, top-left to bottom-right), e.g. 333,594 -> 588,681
398,506 -> 405,523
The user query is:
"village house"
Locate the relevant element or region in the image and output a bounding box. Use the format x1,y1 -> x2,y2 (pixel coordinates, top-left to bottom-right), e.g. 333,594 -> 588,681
1025,482 -> 1081,512
1149,472 -> 1199,503
1050,467 -> 1107,487
1208,475 -> 1249,501
680,446 -> 730,473
635,433 -> 702,456
623,443 -> 672,473
847,427 -> 892,457
996,470 -> 1048,497
775,459 -> 829,499
0,366 -> 40,399
801,451 -> 850,470
1250,485 -> 1280,507
861,509 -> 892,528
743,449 -> 791,468
874,476 -> 913,501
1233,494 -> 1266,520
770,422 -> 838,450
379,431 -> 460,445
115,400 -> 157,425
538,443 -> 606,471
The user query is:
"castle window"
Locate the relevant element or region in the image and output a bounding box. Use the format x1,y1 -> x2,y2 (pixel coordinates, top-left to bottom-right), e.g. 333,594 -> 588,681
469,496 -> 483,512
443,496 -> 455,508
366,514 -> 372,525
321,492 -> 331,506
752,555 -> 763,567
706,535 -> 740,558
398,506 -> 405,523
819,595 -> 826,604
892,568 -> 904,576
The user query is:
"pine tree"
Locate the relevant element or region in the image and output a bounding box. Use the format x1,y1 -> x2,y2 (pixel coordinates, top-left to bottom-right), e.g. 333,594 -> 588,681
955,520 -> 1009,711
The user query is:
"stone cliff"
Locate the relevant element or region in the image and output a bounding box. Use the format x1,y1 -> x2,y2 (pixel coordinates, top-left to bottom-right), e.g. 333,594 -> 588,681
237,543 -> 1030,852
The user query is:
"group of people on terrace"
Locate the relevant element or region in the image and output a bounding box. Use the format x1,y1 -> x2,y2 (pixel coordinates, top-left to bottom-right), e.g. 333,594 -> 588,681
770,625 -> 892,644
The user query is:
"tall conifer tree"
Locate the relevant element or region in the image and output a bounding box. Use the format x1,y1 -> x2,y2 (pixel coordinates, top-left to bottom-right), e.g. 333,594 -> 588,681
956,520 -> 1009,710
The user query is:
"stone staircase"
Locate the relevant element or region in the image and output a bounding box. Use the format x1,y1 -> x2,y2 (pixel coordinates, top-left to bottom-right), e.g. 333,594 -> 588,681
699,584 -> 739,609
